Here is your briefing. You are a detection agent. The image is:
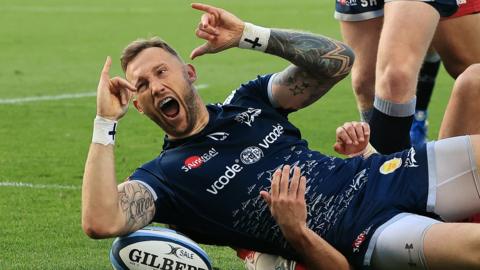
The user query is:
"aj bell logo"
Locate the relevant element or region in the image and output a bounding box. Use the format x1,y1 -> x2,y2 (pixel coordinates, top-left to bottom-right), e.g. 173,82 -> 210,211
128,248 -> 206,270
235,108 -> 261,127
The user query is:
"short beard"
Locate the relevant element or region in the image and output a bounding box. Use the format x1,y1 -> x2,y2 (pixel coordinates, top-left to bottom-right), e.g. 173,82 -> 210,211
164,85 -> 199,138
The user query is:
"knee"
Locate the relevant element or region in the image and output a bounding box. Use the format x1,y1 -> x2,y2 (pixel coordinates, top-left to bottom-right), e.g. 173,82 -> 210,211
351,73 -> 375,98
451,64 -> 480,101
378,65 -> 417,102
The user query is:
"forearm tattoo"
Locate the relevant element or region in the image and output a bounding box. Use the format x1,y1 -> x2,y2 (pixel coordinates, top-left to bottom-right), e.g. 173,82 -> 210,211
118,181 -> 155,232
266,30 -> 354,104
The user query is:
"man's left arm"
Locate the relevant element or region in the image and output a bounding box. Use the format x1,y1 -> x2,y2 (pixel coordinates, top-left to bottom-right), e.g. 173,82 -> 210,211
266,30 -> 354,110
190,3 -> 355,110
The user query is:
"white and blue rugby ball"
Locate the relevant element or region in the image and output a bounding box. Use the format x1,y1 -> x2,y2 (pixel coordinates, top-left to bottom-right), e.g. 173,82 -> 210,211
110,227 -> 212,270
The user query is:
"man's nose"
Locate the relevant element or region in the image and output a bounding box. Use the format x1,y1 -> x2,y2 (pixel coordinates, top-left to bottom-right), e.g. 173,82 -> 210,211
150,82 -> 165,95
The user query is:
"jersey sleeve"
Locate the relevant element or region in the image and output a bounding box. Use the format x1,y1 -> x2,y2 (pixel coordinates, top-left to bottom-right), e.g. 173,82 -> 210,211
129,164 -> 178,223
223,73 -> 296,117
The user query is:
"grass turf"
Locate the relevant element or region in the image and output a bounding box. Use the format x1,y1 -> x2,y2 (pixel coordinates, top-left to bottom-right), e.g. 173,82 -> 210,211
0,0 -> 454,269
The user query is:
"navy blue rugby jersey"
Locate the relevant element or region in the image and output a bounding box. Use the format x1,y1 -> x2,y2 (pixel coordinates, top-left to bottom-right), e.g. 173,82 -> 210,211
130,74 -> 431,267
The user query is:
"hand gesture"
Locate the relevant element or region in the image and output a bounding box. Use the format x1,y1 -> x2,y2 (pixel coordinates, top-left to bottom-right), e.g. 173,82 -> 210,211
333,121 -> 370,156
96,57 -> 136,120
260,165 -> 307,239
190,3 -> 245,59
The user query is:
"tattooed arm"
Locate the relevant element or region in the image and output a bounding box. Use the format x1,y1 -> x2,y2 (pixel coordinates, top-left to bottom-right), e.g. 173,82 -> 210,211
82,143 -> 155,239
267,31 -> 354,110
190,3 -> 354,110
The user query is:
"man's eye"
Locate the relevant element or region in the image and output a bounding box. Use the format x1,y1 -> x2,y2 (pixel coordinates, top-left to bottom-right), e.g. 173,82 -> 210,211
156,69 -> 166,76
137,83 -> 147,92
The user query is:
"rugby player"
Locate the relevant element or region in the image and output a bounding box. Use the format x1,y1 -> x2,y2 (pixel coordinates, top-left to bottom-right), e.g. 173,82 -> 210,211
82,3 -> 480,270
241,63 -> 480,269
411,0 -> 480,145
335,0 -> 459,154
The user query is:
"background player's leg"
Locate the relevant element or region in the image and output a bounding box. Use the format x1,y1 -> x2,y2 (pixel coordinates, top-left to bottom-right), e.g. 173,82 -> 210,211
439,64 -> 480,139
369,1 -> 440,154
423,223 -> 480,269
433,13 -> 480,78
339,18 -> 382,122
411,48 -> 441,147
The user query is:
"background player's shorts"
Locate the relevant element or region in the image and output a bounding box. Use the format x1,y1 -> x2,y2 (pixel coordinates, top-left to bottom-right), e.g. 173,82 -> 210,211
335,0 -> 459,21
446,0 -> 480,19
426,135 -> 480,221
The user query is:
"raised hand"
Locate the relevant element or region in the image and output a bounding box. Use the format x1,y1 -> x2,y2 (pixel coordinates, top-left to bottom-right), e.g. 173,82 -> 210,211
190,3 -> 245,59
333,121 -> 370,156
96,57 -> 136,120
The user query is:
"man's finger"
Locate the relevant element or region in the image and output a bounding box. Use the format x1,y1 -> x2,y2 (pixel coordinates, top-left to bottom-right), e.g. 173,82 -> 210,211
259,191 -> 271,207
200,14 -> 219,33
362,122 -> 370,137
270,168 -> 281,199
190,43 -> 210,60
342,123 -> 358,145
279,165 -> 290,198
333,142 -> 346,154
191,3 -> 221,16
289,166 -> 301,197
337,129 -> 352,145
297,176 -> 306,199
195,29 -> 216,41
101,56 -> 112,78
111,77 -> 136,92
353,122 -> 365,142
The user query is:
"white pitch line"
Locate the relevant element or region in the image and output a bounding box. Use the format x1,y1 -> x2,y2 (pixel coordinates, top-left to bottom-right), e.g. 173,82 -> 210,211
0,6 -> 157,14
0,84 -> 209,105
0,181 -> 80,190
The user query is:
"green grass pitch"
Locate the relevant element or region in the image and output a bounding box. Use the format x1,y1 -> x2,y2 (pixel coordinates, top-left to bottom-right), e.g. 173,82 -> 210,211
0,0 -> 454,269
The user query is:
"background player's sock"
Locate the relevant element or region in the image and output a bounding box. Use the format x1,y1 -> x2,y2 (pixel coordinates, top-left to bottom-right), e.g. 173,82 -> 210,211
410,52 -> 441,146
369,96 -> 416,154
360,108 -> 373,123
416,52 -> 441,111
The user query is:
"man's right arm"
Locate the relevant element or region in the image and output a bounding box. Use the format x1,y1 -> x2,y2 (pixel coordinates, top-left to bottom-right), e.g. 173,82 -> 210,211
82,145 -> 155,238
82,57 -> 154,238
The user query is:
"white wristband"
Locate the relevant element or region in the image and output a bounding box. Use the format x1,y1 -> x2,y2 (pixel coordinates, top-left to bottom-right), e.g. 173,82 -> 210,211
238,23 -> 271,52
92,116 -> 118,145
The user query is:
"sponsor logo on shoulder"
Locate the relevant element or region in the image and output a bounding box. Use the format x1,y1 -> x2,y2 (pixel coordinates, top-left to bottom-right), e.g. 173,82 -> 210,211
235,108 -> 261,127
207,132 -> 229,141
352,225 -> 372,253
240,146 -> 264,165
404,148 -> 419,168
379,157 -> 402,175
182,147 -> 218,172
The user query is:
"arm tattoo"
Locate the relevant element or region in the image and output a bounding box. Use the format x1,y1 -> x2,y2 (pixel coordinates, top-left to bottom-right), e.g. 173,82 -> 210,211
266,30 -> 354,106
118,181 -> 155,232
266,30 -> 354,79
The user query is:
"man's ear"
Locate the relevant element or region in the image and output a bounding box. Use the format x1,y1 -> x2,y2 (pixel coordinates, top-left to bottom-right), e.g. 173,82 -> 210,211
185,64 -> 197,84
133,99 -> 143,113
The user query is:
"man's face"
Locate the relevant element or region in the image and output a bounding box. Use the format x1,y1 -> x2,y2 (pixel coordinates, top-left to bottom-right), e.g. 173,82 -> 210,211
126,47 -> 199,138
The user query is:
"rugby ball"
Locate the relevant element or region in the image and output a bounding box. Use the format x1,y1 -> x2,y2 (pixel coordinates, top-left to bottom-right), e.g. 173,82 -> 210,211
110,227 -> 212,270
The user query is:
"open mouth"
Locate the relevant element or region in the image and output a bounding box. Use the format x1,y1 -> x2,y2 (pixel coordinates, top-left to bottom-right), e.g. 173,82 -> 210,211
160,97 -> 180,118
